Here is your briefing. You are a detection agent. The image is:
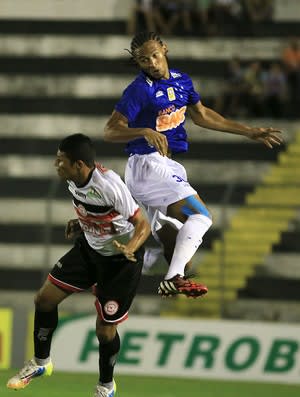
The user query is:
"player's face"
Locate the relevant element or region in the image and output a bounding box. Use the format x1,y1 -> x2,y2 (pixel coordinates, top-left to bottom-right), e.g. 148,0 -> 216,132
55,150 -> 79,181
135,40 -> 169,80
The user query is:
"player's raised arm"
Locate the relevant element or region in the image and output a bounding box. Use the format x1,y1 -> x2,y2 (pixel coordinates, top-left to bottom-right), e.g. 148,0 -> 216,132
188,100 -> 284,148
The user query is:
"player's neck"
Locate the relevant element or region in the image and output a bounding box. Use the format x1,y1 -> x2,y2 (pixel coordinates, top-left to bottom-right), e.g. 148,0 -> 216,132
74,166 -> 95,187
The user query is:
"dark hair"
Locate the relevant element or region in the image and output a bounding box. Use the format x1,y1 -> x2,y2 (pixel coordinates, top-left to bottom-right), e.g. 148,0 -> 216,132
127,31 -> 163,60
59,133 -> 95,167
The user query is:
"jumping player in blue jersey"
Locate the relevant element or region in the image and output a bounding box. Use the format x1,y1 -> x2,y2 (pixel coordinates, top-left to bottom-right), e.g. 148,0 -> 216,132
104,32 -> 283,298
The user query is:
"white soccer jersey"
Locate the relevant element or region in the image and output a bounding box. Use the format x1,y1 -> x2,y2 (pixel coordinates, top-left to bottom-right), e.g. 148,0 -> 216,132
67,164 -> 139,256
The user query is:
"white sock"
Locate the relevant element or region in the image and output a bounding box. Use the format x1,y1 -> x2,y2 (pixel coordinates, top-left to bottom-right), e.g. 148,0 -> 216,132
34,357 -> 51,366
164,214 -> 212,280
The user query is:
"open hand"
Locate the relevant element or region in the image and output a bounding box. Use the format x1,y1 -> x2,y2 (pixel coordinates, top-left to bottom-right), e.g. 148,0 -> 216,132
113,240 -> 137,262
248,127 -> 283,148
65,219 -> 81,240
144,130 -> 168,156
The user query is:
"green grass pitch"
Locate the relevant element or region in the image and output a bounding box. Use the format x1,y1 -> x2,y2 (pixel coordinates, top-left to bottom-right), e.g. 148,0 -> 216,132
1,370 -> 300,397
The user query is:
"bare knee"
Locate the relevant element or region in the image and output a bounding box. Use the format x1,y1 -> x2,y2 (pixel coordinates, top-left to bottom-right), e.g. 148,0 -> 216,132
34,280 -> 69,312
96,317 -> 117,344
34,290 -> 57,311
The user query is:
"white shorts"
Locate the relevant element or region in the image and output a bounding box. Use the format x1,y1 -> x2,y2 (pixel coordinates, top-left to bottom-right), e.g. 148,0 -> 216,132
125,152 -> 197,219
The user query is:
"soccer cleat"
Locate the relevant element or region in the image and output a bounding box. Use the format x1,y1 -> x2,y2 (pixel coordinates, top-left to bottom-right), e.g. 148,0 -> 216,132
158,274 -> 208,298
7,358 -> 53,390
94,380 -> 117,397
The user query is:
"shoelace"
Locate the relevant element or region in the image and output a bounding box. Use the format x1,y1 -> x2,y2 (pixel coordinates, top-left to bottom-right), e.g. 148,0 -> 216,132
94,384 -> 112,397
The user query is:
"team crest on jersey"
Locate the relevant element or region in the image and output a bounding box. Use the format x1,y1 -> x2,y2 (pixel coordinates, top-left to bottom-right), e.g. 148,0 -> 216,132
87,187 -> 102,199
167,87 -> 176,101
104,300 -> 119,316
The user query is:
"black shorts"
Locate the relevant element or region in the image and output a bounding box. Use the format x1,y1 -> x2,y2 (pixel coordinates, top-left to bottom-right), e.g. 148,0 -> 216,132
49,234 -> 144,324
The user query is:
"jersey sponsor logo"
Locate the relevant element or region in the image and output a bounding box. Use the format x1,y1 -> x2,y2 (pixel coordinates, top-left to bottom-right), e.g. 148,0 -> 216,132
80,221 -> 116,236
77,209 -> 119,236
80,221 -> 116,237
156,105 -> 187,132
87,187 -> 102,200
104,300 -> 119,316
155,90 -> 164,98
75,190 -> 86,199
167,87 -> 176,101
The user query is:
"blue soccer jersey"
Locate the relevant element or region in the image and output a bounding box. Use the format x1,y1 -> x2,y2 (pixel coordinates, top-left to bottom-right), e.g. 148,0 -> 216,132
115,69 -> 201,155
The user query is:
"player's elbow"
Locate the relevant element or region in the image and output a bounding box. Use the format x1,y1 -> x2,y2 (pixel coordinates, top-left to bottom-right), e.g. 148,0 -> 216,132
137,219 -> 151,243
103,124 -> 114,142
143,220 -> 151,240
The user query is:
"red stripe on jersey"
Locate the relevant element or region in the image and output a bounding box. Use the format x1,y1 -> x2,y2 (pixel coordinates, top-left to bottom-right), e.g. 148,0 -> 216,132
128,207 -> 140,222
95,162 -> 108,173
74,207 -> 120,222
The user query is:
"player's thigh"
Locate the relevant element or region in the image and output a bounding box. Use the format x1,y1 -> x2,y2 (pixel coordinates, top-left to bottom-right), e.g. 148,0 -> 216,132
35,279 -> 70,310
94,248 -> 144,324
125,153 -> 196,210
49,235 -> 96,293
167,194 -> 210,223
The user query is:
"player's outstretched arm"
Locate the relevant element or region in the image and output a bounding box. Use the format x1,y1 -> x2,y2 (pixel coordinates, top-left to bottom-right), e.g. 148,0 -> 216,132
188,101 -> 283,148
113,209 -> 151,262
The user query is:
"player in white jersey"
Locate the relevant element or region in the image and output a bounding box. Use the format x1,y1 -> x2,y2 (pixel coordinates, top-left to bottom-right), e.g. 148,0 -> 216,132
103,31 -> 283,298
7,133 -> 150,397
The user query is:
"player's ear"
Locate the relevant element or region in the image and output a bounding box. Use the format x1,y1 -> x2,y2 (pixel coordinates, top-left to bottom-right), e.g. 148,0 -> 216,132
76,160 -> 85,169
162,43 -> 168,55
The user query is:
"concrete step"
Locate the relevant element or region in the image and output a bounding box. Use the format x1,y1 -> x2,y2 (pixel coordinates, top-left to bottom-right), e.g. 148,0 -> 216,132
0,74 -> 225,98
212,241 -> 273,255
0,154 -> 271,185
201,255 -> 264,267
197,276 -> 249,289
279,154 -> 300,165
237,207 -> 295,218
230,217 -> 289,230
0,115 -> 296,142
247,188 -> 300,205
0,34 -> 287,60
224,227 -> 280,241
